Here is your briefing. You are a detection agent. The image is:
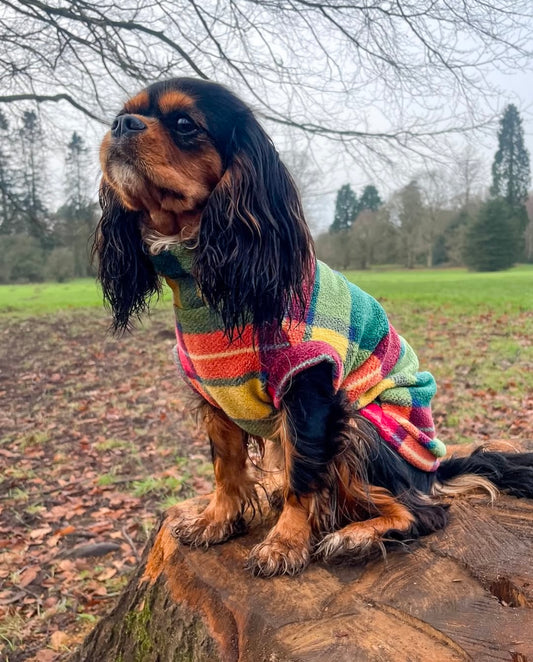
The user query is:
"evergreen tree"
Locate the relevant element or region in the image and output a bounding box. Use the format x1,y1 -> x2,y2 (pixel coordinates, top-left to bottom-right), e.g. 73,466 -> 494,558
358,185 -> 382,213
65,132 -> 91,213
490,104 -> 531,208
463,199 -> 516,271
489,104 -> 530,259
330,184 -> 358,233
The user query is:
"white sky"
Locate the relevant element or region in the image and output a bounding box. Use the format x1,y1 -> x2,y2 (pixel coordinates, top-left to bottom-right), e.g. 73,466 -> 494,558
44,34 -> 533,236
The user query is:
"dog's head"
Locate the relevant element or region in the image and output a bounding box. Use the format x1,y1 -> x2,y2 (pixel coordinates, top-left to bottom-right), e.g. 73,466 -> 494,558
95,78 -> 313,335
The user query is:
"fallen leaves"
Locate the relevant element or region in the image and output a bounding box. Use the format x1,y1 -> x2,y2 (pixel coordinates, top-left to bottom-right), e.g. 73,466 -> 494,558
0,305 -> 531,660
0,309 -> 211,661
17,567 -> 40,588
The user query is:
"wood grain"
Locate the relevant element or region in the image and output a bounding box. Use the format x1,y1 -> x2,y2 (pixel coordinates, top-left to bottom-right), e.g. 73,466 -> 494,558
72,493 -> 533,662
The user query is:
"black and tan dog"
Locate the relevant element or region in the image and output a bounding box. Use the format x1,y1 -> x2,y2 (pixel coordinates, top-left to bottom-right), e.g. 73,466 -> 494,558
94,78 -> 533,577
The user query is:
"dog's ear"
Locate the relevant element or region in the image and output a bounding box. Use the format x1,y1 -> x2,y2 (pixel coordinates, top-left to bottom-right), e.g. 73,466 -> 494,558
92,181 -> 160,334
194,114 -> 313,338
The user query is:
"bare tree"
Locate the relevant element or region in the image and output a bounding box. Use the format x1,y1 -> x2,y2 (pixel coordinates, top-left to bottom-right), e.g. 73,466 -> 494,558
389,180 -> 426,268
350,209 -> 383,269
1,1 -> 532,163
452,144 -> 485,210
417,169 -> 454,267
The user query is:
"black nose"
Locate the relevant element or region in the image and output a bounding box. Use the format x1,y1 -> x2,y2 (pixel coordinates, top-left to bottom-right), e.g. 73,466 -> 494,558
111,114 -> 146,139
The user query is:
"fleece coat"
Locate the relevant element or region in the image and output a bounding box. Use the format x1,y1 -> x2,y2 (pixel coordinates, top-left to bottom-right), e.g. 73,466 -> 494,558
151,244 -> 446,472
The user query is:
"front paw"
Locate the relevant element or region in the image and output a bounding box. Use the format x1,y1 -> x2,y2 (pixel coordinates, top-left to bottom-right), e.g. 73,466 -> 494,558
246,536 -> 310,577
169,503 -> 246,548
315,525 -> 381,561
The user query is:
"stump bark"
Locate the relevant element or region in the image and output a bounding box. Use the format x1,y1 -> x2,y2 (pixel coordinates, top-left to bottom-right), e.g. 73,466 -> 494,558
71,493 -> 533,662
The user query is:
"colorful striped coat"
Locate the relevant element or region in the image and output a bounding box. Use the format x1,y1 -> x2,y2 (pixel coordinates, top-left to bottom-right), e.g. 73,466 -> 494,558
151,244 -> 446,472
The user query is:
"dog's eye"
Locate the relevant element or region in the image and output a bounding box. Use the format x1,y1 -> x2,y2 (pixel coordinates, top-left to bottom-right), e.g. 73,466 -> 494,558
176,117 -> 198,135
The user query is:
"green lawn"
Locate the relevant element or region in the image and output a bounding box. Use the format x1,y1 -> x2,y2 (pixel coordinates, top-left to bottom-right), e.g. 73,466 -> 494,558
344,265 -> 533,314
0,279 -> 171,315
1,265 -> 531,316
0,279 -> 103,314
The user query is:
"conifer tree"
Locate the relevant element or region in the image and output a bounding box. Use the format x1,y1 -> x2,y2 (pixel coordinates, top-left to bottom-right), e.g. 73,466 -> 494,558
54,132 -> 96,277
464,199 -> 516,271
358,185 -> 382,213
17,110 -> 49,244
490,104 -> 530,208
0,110 -> 16,235
330,184 -> 358,233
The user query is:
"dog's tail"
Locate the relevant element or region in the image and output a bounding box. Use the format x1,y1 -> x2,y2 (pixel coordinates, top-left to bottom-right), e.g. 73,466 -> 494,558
433,448 -> 533,499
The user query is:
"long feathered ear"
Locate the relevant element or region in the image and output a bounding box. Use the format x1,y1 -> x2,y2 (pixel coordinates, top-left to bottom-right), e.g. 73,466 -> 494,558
194,115 -> 313,338
92,182 -> 161,334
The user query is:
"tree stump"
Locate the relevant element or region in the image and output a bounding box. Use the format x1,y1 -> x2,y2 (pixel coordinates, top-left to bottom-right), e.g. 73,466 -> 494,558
71,493 -> 533,662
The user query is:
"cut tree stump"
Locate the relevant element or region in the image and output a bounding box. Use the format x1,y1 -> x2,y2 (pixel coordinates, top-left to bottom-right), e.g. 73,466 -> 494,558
71,493 -> 533,662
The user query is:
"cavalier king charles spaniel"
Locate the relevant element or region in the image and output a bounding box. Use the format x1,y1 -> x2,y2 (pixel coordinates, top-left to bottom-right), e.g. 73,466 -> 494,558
94,78 -> 533,577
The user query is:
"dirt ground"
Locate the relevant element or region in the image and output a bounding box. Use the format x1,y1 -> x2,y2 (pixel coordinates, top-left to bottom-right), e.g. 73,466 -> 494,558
1,306 -> 531,661
0,309 -> 213,661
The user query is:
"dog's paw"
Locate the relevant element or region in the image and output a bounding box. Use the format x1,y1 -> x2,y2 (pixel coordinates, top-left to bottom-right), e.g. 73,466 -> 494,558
169,507 -> 246,548
246,537 -> 310,577
315,525 -> 382,561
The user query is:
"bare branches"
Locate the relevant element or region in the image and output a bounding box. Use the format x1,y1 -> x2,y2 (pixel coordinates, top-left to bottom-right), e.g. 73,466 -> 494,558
0,93 -> 105,122
1,0 -> 532,164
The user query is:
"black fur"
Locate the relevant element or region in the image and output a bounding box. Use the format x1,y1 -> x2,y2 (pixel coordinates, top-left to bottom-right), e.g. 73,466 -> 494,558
437,449 -> 533,498
93,183 -> 160,333
283,363 -> 350,496
350,415 -> 450,537
284,363 -> 449,540
283,373 -> 533,542
193,93 -> 313,339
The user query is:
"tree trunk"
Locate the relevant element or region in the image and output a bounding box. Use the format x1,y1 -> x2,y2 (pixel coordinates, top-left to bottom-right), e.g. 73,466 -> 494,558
70,490 -> 533,662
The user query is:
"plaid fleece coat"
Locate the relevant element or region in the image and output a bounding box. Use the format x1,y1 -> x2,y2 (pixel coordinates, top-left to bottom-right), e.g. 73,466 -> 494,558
151,244 -> 446,472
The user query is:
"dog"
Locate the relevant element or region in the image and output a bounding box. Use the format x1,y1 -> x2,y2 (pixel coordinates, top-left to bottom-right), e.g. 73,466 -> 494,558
94,77 -> 533,577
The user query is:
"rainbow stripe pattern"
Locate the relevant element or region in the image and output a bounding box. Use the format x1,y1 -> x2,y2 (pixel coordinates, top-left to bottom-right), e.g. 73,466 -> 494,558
151,244 -> 446,472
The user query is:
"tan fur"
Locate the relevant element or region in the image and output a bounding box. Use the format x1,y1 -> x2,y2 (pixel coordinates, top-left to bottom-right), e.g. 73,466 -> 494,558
170,405 -> 257,547
123,90 -> 149,114
100,111 -> 223,237
432,474 -> 499,501
247,495 -> 313,576
157,90 -> 195,114
271,408 -> 294,498
316,486 -> 415,560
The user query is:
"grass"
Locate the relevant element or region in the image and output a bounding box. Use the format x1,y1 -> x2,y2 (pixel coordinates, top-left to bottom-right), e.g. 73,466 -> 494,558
1,265 -> 531,316
343,264 -> 533,314
0,279 -> 103,315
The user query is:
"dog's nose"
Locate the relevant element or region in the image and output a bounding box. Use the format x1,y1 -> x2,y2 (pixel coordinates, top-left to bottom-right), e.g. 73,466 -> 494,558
111,114 -> 146,139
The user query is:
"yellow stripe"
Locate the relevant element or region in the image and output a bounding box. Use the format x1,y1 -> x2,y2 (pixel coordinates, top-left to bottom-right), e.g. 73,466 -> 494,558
356,378 -> 396,408
310,327 -> 349,359
207,378 -> 273,420
165,277 -> 182,308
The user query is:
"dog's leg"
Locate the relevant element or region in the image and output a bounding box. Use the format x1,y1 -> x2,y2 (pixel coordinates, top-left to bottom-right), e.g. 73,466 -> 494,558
313,419 -> 450,560
247,493 -> 313,577
247,363 -> 348,576
316,484 -> 415,560
171,403 -> 256,546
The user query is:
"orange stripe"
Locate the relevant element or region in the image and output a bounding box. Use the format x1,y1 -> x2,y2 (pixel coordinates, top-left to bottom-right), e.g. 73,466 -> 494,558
182,326 -> 256,355
189,354 -> 262,381
344,354 -> 383,402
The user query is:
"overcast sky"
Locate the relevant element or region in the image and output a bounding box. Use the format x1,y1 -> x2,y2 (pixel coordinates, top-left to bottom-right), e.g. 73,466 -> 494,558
39,5 -> 533,236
